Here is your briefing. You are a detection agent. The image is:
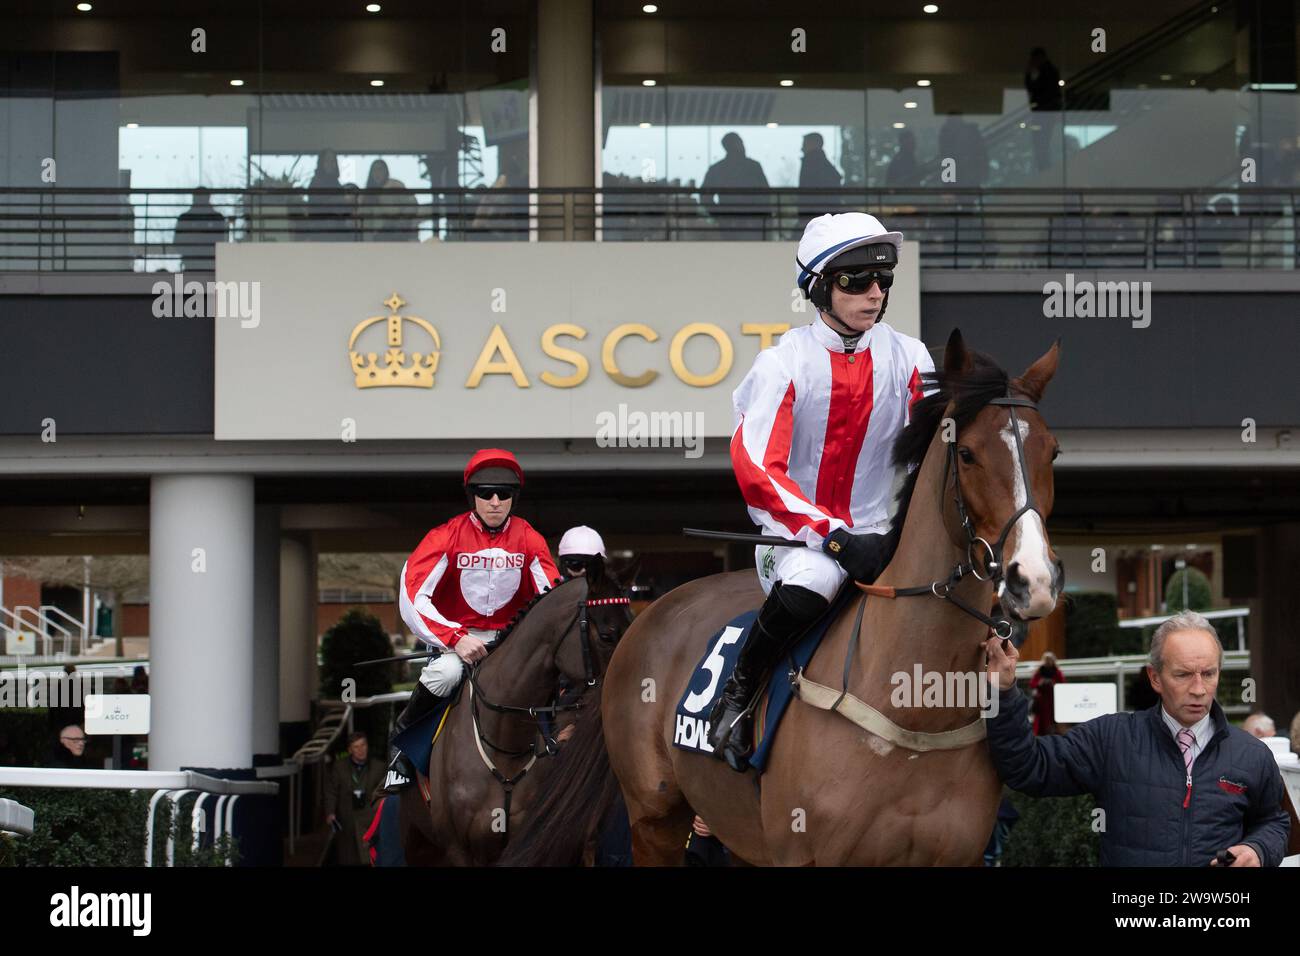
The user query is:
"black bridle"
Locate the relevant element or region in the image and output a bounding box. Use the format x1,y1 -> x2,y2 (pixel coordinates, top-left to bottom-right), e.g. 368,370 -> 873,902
878,392 -> 1043,639
460,586 -> 630,831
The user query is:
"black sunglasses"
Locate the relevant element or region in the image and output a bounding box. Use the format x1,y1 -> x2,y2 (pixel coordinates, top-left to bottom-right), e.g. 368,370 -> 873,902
563,558 -> 589,572
471,484 -> 516,501
833,268 -> 894,294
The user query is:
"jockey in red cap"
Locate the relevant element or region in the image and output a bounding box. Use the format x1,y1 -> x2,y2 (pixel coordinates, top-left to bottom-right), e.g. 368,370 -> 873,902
382,448 -> 559,791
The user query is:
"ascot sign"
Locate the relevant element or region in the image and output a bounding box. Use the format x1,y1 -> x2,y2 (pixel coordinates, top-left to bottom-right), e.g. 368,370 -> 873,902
214,241 -> 920,440
349,291 -> 791,390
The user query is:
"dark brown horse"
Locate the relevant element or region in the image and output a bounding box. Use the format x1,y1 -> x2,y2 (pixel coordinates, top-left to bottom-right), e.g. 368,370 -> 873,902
397,563 -> 632,865
503,330 -> 1063,866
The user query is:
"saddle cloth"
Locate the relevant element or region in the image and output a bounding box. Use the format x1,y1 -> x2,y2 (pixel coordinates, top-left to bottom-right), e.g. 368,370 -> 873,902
392,681 -> 463,778
671,583 -> 855,772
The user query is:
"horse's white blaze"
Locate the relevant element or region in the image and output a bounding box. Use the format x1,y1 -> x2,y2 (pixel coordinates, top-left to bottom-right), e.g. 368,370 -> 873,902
998,416 -> 1056,617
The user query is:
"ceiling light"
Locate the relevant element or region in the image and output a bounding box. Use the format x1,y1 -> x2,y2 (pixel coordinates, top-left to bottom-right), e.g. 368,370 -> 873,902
125,122 -> 138,129
643,4 -> 658,12
642,79 -> 656,87
766,122 -> 778,128
370,79 -> 385,87
916,79 -> 932,87
366,3 -> 381,11
923,4 -> 939,13
76,3 -> 92,10
892,122 -> 906,129
639,122 -> 652,128
904,101 -> 917,109
230,79 -> 245,87
779,79 -> 794,87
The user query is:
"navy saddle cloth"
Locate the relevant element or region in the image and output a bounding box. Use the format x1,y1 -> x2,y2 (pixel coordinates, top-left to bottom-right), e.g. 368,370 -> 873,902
392,680 -> 462,779
671,583 -> 855,772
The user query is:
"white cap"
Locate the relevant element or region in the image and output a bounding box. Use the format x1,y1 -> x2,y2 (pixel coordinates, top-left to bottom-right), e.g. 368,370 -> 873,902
558,525 -> 607,558
795,212 -> 904,297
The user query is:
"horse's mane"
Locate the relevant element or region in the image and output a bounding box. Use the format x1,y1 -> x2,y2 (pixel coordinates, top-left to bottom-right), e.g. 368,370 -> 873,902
886,347 -> 1011,547
492,559 -> 624,647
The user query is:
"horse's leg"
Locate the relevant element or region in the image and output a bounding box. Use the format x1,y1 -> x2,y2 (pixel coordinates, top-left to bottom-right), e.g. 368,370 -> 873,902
627,800 -> 696,866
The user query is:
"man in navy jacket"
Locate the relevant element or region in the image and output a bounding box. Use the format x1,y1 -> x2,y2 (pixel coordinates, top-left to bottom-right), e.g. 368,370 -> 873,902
984,610 -> 1289,866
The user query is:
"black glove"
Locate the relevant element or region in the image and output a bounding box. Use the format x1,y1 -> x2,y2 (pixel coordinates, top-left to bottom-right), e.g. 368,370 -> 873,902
822,529 -> 889,583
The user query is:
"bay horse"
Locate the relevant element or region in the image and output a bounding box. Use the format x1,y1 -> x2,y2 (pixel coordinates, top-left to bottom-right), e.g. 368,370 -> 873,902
397,563 -> 632,866
502,329 -> 1062,866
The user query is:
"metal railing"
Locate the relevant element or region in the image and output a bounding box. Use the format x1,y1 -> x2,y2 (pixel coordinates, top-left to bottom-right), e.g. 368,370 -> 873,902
1119,606 -> 1250,652
0,767 -> 277,866
1016,649 -> 1252,715
2,186 -> 1298,270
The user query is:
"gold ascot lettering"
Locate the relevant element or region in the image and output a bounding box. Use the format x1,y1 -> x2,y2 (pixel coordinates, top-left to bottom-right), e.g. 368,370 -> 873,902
602,323 -> 659,388
394,319 -> 788,392
466,323 -> 530,388
670,322 -> 733,387
741,322 -> 790,351
540,323 -> 589,388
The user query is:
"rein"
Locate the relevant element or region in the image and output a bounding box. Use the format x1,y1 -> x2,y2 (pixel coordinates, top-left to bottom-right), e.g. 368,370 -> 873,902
457,586 -> 631,833
792,391 -> 1042,752
856,392 -> 1041,640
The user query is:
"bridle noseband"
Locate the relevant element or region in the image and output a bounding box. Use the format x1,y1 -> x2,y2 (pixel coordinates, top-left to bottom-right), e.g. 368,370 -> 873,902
457,585 -> 631,834
944,394 -> 1042,588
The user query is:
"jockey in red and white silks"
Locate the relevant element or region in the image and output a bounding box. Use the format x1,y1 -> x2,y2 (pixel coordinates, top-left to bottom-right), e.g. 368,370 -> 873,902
397,451 -> 559,696
730,214 -> 934,602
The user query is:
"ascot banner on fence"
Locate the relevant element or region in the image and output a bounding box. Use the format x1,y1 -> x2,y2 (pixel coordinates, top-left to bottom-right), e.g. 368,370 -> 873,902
213,240 -> 920,440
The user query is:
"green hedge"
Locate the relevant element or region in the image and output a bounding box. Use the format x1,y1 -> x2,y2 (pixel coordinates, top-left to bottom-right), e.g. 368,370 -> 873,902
318,607 -> 398,754
1164,567 -> 1212,613
0,788 -> 237,867
1002,790 -> 1100,867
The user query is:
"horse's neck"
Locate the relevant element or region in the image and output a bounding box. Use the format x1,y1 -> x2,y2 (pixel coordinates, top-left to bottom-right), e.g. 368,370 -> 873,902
470,615 -> 561,753
850,430 -> 995,705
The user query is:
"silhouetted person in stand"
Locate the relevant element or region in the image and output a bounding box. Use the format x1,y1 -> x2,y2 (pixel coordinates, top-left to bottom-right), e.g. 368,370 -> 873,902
1025,47 -> 1063,173
699,132 -> 771,239
885,128 -> 921,187
794,132 -> 843,235
174,187 -> 227,272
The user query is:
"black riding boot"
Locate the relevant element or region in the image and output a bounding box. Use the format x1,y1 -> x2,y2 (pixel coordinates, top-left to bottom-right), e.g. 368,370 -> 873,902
382,683 -> 441,791
706,584 -> 828,772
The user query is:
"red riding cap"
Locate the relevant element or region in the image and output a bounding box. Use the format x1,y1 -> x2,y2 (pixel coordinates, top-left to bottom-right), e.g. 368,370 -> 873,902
463,448 -> 525,487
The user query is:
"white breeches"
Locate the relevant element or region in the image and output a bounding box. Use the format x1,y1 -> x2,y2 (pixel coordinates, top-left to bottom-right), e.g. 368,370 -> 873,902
418,629 -> 498,696
754,544 -> 847,601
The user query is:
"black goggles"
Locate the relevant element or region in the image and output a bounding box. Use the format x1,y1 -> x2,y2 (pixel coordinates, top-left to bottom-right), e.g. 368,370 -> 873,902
562,557 -> 590,573
831,268 -> 894,294
470,484 -> 516,501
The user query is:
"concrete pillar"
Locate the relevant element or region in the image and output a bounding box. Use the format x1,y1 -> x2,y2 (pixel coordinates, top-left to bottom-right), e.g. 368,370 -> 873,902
537,0 -> 594,239
278,533 -> 317,752
149,474 -> 255,771
252,505 -> 281,760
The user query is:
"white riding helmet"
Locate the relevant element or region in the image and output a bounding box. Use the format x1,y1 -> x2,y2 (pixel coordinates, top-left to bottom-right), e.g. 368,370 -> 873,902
794,212 -> 903,301
558,525 -> 607,558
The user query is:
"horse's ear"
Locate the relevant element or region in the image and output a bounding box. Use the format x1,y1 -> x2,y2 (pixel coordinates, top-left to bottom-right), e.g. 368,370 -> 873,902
1013,337 -> 1062,403
942,327 -> 971,379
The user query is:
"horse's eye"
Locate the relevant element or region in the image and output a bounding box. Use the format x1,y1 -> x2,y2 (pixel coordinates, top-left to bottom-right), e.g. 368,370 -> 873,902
1051,446 -> 1061,462
958,447 -> 974,465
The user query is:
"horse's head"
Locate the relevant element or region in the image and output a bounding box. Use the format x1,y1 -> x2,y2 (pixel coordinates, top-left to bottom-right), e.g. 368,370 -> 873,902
940,329 -> 1063,623
550,560 -> 634,689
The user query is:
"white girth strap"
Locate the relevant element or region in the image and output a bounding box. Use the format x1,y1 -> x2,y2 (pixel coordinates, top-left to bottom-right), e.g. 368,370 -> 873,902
793,671 -> 987,751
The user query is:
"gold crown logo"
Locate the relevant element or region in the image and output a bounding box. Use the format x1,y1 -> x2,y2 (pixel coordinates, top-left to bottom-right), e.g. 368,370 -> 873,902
349,293 -> 441,389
